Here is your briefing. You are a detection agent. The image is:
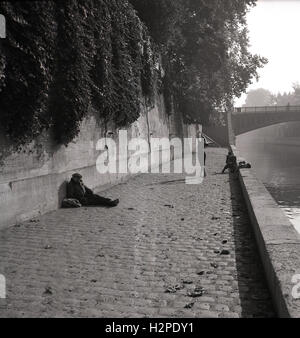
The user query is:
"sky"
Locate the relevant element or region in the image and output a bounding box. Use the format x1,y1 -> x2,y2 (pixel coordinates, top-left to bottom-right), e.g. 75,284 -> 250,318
235,0 -> 300,106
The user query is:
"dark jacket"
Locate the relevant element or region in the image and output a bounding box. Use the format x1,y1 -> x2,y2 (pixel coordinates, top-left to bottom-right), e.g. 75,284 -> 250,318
226,154 -> 236,165
66,179 -> 93,204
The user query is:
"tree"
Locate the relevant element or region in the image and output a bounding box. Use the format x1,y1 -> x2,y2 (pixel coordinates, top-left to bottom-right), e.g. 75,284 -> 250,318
271,83 -> 300,106
130,0 -> 267,124
291,83 -> 300,105
0,0 -> 267,148
0,0 -> 159,148
244,88 -> 274,107
128,0 -> 184,47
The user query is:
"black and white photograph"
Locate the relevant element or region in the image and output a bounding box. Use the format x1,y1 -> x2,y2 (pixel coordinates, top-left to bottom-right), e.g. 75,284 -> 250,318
0,0 -> 300,322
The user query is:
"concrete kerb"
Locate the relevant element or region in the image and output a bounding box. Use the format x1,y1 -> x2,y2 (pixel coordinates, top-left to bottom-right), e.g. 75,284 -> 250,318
230,145 -> 300,318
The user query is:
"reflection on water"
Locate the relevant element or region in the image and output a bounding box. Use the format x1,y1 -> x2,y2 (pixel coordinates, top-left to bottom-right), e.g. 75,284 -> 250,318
236,122 -> 300,234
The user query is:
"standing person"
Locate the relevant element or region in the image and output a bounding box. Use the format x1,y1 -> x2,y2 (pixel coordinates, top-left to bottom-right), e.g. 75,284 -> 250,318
204,137 -> 208,166
197,131 -> 207,177
67,173 -> 119,207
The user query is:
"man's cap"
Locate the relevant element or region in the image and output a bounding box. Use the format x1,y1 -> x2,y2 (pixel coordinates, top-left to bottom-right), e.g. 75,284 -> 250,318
72,173 -> 82,179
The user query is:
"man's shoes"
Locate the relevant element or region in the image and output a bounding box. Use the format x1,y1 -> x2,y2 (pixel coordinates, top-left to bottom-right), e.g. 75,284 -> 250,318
108,199 -> 119,207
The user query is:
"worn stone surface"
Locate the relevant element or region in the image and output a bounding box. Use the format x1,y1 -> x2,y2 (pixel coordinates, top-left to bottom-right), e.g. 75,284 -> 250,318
267,243 -> 300,318
232,145 -> 300,317
0,148 -> 275,318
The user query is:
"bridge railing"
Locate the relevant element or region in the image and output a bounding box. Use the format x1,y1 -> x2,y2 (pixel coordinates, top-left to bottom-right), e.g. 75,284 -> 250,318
233,105 -> 300,114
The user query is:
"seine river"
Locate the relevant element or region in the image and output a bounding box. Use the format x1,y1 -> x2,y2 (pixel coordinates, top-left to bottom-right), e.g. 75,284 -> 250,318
236,122 -> 300,234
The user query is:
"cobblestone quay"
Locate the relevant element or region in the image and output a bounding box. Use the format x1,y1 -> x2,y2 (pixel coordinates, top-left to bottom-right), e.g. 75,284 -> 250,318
0,148 -> 275,317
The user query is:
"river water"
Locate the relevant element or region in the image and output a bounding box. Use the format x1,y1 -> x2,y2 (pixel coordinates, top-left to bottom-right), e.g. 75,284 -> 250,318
236,122 -> 300,234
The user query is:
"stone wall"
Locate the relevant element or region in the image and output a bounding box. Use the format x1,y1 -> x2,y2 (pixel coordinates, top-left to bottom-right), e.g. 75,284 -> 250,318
231,145 -> 300,318
0,93 -> 201,229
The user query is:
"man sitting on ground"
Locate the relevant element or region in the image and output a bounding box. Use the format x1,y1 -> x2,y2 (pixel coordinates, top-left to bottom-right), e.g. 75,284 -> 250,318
222,151 -> 237,174
67,173 -> 119,207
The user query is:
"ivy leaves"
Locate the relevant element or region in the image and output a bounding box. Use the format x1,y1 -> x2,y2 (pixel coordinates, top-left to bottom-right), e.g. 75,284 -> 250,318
0,0 -> 157,148
0,0 -> 267,149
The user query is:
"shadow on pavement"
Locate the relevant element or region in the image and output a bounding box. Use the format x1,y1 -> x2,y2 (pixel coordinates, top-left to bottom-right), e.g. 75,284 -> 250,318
228,171 -> 276,318
146,178 -> 186,186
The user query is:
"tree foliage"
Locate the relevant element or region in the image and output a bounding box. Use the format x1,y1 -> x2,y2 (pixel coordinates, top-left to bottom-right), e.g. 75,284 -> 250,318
0,0 -> 158,148
244,84 -> 300,107
0,0 -> 267,149
130,0 -> 267,123
0,1 -> 57,146
273,84 -> 300,106
244,88 -> 274,107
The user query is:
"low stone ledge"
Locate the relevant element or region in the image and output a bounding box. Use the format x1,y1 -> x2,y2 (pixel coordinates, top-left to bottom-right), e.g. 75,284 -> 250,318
231,145 -> 300,317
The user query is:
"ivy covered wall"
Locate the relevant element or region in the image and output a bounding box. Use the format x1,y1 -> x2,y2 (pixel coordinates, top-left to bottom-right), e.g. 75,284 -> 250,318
0,0 -> 160,151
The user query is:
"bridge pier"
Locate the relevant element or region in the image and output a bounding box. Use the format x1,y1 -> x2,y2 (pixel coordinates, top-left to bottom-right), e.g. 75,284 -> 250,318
227,111 -> 236,146
202,112 -> 234,147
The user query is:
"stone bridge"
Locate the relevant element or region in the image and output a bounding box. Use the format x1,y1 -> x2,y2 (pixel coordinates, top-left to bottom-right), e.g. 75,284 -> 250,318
231,105 -> 300,136
203,105 -> 300,146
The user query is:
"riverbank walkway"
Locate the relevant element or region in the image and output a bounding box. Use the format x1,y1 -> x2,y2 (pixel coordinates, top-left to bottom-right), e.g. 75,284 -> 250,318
0,148 -> 275,318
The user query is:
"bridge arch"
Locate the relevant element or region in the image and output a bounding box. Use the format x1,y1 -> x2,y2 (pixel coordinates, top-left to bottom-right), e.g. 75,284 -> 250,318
203,106 -> 300,146
231,106 -> 300,136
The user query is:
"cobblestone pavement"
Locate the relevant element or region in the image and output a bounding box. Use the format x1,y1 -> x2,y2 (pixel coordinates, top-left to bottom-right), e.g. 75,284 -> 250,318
0,148 -> 275,318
